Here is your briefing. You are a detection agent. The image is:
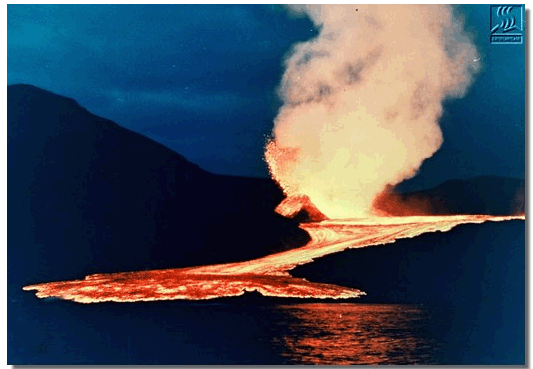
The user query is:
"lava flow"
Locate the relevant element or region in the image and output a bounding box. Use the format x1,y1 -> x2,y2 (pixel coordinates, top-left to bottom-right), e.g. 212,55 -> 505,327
23,214 -> 524,303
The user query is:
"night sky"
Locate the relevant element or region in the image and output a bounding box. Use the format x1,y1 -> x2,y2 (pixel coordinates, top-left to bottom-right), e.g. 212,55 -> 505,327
7,5 -> 525,189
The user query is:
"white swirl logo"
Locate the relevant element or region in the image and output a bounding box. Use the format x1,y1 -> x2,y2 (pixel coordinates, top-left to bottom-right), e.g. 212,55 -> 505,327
491,6 -> 520,33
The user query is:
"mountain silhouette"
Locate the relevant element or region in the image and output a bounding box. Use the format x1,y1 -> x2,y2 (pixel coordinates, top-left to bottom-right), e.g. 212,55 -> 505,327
8,84 -> 309,286
8,84 -> 524,287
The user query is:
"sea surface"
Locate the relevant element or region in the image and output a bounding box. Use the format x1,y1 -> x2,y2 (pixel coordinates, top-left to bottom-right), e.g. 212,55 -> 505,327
9,220 -> 525,365
8,295 -> 523,365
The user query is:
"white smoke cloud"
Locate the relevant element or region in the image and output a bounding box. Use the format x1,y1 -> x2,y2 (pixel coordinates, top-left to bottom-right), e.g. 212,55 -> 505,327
266,5 -> 480,219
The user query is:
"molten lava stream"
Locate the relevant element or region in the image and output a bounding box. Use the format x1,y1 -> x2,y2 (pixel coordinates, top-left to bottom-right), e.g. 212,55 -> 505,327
23,214 -> 524,303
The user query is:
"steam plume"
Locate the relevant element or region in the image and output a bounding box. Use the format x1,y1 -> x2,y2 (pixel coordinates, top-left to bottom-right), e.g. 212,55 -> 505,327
266,5 -> 479,218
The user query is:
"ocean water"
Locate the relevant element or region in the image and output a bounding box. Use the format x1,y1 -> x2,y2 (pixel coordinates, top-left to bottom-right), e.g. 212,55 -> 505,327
9,220 -> 526,365
8,294 -> 524,365
268,303 -> 441,365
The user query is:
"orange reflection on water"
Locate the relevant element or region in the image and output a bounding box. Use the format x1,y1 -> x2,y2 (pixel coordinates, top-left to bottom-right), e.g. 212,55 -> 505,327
273,303 -> 438,365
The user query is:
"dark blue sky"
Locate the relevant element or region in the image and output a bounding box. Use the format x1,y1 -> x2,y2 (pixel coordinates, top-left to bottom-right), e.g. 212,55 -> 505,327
7,5 -> 525,188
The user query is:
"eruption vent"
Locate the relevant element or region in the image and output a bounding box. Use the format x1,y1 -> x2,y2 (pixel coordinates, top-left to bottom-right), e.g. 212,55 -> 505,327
275,195 -> 329,222
266,5 -> 480,219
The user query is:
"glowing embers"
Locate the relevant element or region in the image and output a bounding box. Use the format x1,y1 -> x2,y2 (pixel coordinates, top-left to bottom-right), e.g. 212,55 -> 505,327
264,140 -> 300,197
24,214 -> 524,303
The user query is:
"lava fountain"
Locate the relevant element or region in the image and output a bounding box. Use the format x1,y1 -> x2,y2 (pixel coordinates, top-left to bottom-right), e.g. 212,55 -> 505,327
265,5 -> 480,219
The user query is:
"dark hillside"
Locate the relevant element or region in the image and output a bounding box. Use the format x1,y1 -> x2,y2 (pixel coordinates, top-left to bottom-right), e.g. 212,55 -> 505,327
8,84 -> 309,287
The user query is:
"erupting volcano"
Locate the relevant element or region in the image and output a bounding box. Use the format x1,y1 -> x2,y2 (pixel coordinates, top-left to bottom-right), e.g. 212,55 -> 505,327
265,4 -> 480,218
22,5 -> 524,305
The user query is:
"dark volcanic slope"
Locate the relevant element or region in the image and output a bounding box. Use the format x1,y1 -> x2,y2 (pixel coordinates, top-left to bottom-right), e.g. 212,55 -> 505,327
374,176 -> 525,216
414,176 -> 525,214
8,84 -> 309,286
8,84 -> 524,287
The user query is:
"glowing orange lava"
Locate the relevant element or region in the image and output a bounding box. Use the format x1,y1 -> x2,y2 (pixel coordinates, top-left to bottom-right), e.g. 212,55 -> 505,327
23,214 -> 523,303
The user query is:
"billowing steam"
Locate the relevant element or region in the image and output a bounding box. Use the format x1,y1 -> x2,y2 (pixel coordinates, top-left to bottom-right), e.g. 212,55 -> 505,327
266,5 -> 480,219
